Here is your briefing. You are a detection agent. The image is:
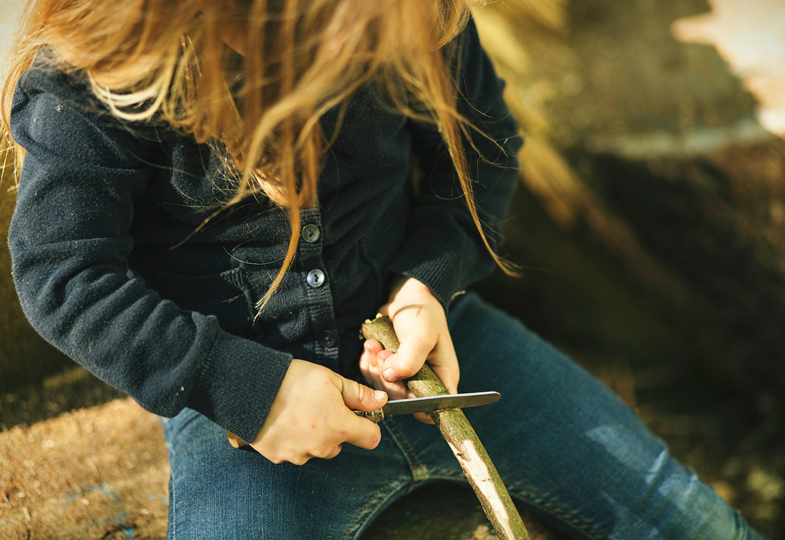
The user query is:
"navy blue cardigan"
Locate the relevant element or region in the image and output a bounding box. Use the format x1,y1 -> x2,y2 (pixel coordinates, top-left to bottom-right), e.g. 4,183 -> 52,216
8,19 -> 522,442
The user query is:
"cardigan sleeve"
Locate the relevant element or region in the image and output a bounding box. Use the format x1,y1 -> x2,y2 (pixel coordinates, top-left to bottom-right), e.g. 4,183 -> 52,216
388,17 -> 523,308
8,65 -> 291,443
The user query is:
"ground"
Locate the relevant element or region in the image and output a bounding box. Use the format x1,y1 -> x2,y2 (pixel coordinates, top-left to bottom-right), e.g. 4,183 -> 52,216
1,331 -> 782,538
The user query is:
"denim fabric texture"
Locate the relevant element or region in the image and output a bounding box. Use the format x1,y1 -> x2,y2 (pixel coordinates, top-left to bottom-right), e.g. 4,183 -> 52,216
163,293 -> 765,540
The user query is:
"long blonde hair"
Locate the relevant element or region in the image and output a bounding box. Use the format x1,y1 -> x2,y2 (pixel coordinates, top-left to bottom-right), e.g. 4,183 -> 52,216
2,0 -> 516,310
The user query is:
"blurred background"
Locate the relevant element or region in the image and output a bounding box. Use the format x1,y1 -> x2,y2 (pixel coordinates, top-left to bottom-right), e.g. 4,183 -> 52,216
1,0 -> 783,538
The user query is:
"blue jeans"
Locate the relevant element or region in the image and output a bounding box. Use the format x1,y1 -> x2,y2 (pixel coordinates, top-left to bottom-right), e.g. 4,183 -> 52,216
162,293 -> 765,539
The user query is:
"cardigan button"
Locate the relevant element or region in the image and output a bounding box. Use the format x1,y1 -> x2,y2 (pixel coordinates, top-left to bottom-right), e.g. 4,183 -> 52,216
302,224 -> 321,243
306,269 -> 325,288
318,330 -> 339,348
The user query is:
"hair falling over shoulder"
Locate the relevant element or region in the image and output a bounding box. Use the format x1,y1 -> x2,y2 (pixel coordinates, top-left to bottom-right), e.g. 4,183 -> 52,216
1,0 -> 516,312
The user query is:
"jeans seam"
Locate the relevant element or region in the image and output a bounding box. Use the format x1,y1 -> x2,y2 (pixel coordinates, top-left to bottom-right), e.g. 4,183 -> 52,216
341,423 -> 456,540
503,479 -> 609,540
421,464 -> 465,480
383,419 -> 426,474
377,419 -> 606,539
368,420 -> 609,540
387,460 -> 610,540
341,470 -> 411,540
168,452 -> 177,539
413,464 -> 609,539
340,463 -> 611,540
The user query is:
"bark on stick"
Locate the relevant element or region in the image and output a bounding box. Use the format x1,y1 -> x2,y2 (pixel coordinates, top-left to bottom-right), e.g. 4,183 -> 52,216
361,314 -> 531,540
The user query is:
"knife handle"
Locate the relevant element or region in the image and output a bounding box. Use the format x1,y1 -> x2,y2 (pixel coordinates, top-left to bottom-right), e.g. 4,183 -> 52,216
354,409 -> 385,422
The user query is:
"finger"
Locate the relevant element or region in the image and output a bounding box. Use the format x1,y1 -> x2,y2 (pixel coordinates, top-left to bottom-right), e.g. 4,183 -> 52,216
359,340 -> 384,387
383,302 -> 445,382
375,348 -> 394,365
430,366 -> 459,395
363,339 -> 383,355
382,337 -> 433,382
340,378 -> 388,412
338,408 -> 384,451
324,444 -> 343,460
373,351 -> 411,400
413,411 -> 435,425
361,348 -> 408,397
367,349 -> 395,391
289,454 -> 311,466
344,417 -> 383,450
425,344 -> 460,395
383,332 -> 460,395
338,380 -> 386,450
359,360 -> 379,388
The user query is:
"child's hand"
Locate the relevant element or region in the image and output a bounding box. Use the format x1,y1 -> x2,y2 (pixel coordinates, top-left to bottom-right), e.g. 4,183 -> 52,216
359,276 -> 459,423
250,359 -> 387,464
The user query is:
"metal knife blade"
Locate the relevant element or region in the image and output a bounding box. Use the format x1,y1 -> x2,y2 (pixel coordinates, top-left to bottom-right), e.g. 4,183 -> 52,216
356,391 -> 500,422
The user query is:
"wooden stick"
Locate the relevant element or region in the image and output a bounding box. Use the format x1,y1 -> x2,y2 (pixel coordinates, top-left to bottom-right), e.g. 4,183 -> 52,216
362,314 -> 531,540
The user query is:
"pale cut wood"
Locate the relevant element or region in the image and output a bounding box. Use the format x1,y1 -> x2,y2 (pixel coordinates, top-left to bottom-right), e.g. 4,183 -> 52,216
361,314 -> 531,540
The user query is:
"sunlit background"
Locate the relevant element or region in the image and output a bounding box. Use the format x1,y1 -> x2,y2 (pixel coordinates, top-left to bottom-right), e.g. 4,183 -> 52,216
0,2 -> 22,69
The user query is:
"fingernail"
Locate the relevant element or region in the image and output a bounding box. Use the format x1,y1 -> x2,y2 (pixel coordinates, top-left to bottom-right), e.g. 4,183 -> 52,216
373,390 -> 387,401
383,368 -> 397,381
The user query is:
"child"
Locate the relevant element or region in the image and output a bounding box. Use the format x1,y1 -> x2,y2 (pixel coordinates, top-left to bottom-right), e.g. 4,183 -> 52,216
2,0 -> 766,538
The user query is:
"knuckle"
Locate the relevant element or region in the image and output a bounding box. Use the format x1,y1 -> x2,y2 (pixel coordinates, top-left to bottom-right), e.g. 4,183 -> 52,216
396,364 -> 418,378
377,350 -> 393,362
267,454 -> 285,465
288,450 -> 311,465
269,448 -> 310,466
316,444 -> 341,459
355,382 -> 369,398
334,426 -> 351,441
346,379 -> 361,396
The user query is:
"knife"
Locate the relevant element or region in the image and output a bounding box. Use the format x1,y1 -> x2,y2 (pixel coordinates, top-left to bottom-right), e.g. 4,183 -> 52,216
227,391 -> 501,449
354,391 -> 501,422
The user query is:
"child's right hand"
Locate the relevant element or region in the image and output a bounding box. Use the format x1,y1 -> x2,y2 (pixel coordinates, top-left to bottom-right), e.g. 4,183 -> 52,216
249,359 -> 387,465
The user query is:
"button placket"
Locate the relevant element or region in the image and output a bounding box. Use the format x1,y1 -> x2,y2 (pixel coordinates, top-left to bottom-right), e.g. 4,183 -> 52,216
299,208 -> 339,366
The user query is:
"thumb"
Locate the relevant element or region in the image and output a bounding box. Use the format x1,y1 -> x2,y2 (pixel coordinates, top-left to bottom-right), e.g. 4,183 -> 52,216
383,338 -> 432,382
341,378 -> 388,412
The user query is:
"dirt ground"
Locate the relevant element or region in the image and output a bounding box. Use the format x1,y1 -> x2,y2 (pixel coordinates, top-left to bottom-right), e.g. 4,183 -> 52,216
1,348 -> 782,539
0,394 -> 169,540
0,368 -> 571,540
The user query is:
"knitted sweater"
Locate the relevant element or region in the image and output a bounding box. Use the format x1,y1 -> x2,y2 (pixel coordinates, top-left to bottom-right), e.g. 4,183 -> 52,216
8,18 -> 522,442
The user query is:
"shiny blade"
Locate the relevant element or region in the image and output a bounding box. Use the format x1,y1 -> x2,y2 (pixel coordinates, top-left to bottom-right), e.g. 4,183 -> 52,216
381,391 -> 500,417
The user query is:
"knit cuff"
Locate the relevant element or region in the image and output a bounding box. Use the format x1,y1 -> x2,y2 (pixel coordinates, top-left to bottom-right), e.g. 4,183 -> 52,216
388,229 -> 488,310
188,331 -> 293,443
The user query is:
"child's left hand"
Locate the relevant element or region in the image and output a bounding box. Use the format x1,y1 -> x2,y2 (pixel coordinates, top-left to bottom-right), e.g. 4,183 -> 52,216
359,276 -> 459,424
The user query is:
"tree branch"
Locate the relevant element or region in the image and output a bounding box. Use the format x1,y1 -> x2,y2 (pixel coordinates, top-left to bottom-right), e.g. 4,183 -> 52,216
362,314 -> 531,540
